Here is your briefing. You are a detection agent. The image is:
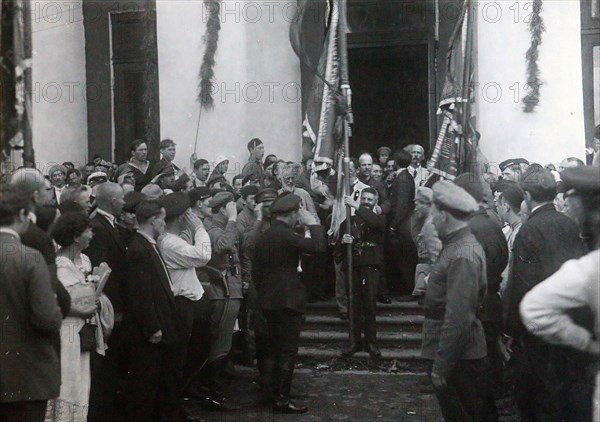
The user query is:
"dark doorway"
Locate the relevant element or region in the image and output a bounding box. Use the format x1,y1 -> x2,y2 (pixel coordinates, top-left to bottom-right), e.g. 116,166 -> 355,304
348,44 -> 430,157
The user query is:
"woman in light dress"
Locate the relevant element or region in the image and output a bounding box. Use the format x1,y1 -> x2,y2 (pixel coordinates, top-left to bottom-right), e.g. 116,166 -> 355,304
45,213 -> 98,422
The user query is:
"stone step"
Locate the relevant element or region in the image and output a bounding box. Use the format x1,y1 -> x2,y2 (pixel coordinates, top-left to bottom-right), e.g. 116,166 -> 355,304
303,314 -> 424,333
305,300 -> 424,316
297,346 -> 425,362
300,330 -> 422,348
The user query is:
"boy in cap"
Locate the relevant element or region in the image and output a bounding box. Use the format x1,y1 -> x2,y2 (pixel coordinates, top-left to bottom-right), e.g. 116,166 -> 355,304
422,181 -> 497,421
188,186 -> 212,222
242,138 -> 265,185
253,194 -> 326,414
157,193 -> 212,398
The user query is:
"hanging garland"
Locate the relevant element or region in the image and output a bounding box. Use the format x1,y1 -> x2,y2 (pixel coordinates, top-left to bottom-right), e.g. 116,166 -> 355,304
522,0 -> 545,113
198,0 -> 222,109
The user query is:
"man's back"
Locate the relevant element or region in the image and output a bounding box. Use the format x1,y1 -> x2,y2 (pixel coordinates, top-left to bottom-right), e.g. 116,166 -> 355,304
505,203 -> 586,336
0,233 -> 62,403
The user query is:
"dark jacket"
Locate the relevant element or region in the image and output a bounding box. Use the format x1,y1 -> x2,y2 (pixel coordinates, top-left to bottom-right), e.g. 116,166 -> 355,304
84,214 -> 128,313
0,232 -> 62,402
124,232 -> 180,345
149,157 -> 180,179
504,203 -> 586,337
388,169 -> 415,232
338,206 -> 386,268
468,207 -> 508,322
421,226 -> 488,376
115,162 -> 151,192
253,220 -> 326,313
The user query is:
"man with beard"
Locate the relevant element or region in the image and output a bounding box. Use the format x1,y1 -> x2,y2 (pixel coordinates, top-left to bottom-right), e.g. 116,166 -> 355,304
339,187 -> 386,358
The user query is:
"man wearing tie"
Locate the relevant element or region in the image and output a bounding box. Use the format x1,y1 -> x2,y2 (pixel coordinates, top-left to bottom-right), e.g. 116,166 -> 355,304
404,144 -> 429,188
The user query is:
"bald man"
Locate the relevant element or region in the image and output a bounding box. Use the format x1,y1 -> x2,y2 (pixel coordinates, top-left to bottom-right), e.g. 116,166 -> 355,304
84,182 -> 129,422
403,144 -> 429,188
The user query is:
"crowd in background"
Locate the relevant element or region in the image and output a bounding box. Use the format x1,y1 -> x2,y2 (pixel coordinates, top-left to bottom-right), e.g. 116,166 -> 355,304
1,131 -> 599,421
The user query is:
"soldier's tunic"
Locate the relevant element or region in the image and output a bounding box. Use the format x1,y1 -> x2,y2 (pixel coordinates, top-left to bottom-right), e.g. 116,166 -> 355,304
422,226 -> 495,422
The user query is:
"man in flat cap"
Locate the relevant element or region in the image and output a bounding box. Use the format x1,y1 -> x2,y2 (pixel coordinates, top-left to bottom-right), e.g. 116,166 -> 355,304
561,166 -> 600,251
253,194 -> 326,414
158,193 -> 212,398
242,138 -> 266,186
199,191 -> 243,410
503,167 -> 587,421
422,180 -> 497,421
520,165 -> 600,421
241,188 -> 279,391
499,158 -> 529,182
48,164 -> 68,205
188,186 -> 212,222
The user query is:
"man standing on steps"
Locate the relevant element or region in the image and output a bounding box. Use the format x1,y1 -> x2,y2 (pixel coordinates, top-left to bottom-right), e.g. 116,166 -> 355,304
422,181 -> 497,421
338,187 -> 386,359
253,194 -> 326,414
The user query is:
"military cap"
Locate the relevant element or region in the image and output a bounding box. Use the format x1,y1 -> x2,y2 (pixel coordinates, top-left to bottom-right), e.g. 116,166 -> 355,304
255,188 -> 278,204
87,172 -> 108,185
241,185 -> 259,200
561,166 -> 600,196
209,191 -> 234,209
188,186 -> 211,204
140,183 -> 164,200
162,192 -> 190,218
123,191 -> 146,213
499,158 -> 529,171
270,193 -> 302,214
432,180 -> 479,214
48,164 -> 67,177
454,173 -> 484,202
377,146 -> 392,156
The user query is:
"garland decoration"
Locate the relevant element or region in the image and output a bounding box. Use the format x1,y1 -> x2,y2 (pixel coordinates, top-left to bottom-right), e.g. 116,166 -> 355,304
522,0 -> 545,113
198,0 -> 222,109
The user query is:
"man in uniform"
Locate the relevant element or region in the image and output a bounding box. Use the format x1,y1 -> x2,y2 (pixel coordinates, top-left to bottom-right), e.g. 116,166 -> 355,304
241,138 -> 266,185
200,191 -> 243,410
253,194 -> 326,414
499,158 -> 529,182
339,187 -> 386,358
422,181 -> 497,421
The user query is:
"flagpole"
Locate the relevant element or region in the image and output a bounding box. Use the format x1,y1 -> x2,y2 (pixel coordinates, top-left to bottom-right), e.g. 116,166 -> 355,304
337,0 -> 355,343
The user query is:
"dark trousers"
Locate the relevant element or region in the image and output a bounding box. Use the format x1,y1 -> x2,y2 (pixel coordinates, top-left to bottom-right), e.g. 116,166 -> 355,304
350,266 -> 379,345
264,309 -> 303,403
174,296 -> 206,389
88,325 -> 129,422
428,359 -> 498,422
0,400 -> 47,422
385,230 -> 417,295
125,340 -> 180,422
183,295 -> 211,380
482,321 -> 504,398
514,335 -> 596,422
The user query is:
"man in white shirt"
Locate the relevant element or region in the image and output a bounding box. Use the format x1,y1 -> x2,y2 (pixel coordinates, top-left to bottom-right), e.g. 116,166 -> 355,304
403,144 -> 429,188
48,164 -> 67,205
158,193 -> 212,392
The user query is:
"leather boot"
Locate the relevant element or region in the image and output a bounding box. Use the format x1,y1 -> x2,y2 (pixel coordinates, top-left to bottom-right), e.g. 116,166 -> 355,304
365,343 -> 381,358
272,367 -> 307,414
203,359 -> 239,412
342,321 -> 363,357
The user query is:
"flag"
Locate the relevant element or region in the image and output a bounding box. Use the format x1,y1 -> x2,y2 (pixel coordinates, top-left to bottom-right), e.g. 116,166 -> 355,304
427,0 -> 477,181
1,0 -> 33,166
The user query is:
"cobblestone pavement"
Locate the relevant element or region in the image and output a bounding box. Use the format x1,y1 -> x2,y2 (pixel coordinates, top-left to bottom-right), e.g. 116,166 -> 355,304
184,370 -> 443,421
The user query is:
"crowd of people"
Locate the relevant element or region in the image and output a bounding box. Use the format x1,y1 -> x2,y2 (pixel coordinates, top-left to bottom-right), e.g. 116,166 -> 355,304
1,134 -> 599,421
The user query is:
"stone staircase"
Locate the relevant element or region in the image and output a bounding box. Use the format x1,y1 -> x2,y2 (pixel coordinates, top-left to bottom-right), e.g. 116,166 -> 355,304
298,299 -> 426,370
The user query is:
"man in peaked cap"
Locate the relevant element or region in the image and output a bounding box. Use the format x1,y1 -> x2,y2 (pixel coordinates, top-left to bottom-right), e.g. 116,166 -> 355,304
188,186 -> 212,222
422,180 -> 497,421
252,194 -> 326,413
561,166 -> 600,250
499,158 -> 529,182
503,167 -> 588,421
157,193 -> 212,405
198,189 -> 243,410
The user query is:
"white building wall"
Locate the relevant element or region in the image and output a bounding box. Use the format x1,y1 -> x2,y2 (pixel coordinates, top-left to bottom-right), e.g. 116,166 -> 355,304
31,0 -> 88,174
477,0 -> 586,171
156,0 -> 302,177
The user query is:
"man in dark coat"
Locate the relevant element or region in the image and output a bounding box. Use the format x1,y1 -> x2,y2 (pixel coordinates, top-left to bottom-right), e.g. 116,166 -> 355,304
123,200 -> 182,421
422,181 -> 497,421
503,167 -> 587,421
386,150 -> 418,298
0,188 -> 63,421
83,182 -> 128,422
149,138 -> 180,179
455,173 -> 508,398
339,187 -> 386,358
253,194 -> 326,414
